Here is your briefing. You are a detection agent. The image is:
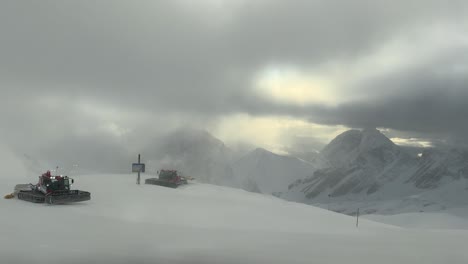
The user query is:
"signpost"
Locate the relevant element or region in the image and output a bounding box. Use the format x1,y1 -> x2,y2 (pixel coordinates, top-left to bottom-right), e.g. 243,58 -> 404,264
356,208 -> 360,228
132,154 -> 145,185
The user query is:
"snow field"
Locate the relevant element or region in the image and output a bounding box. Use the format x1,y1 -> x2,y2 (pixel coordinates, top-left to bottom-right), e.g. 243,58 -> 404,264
1,173 -> 467,264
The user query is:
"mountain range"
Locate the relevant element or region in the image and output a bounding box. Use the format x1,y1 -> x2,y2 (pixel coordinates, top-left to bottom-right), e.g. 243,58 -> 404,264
282,128 -> 468,214
144,128 -> 468,215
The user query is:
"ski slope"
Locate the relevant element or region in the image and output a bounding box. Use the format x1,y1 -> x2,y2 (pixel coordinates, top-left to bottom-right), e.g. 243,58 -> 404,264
364,208 -> 468,230
1,173 -> 468,264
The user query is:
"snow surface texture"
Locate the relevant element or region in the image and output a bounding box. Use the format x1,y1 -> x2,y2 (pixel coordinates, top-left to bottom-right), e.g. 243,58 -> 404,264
283,128 -> 468,215
1,172 -> 468,264
364,208 -> 468,229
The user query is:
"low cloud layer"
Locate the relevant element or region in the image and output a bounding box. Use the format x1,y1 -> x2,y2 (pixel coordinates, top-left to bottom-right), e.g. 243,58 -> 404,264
1,0 -> 468,171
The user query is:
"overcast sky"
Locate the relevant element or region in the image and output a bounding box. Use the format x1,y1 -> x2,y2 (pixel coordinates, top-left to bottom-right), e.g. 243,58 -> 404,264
1,0 -> 468,170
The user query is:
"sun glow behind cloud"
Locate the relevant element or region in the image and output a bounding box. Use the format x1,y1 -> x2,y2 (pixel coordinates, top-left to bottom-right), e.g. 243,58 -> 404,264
214,114 -> 348,154
254,67 -> 337,106
391,137 -> 434,148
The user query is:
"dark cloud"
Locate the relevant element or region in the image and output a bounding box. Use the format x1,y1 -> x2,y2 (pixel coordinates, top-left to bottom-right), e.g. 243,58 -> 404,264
2,0 -> 466,111
1,0 -> 468,170
304,52 -> 468,140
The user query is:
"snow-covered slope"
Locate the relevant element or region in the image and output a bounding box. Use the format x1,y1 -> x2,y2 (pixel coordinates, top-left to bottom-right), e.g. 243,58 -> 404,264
409,148 -> 468,188
2,173 -> 468,264
364,207 -> 468,229
284,128 -> 413,201
321,128 -> 400,169
232,148 -> 319,194
283,128 -> 468,214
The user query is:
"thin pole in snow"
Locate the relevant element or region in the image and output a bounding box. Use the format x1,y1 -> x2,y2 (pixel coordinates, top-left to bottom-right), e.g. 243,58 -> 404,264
328,194 -> 331,211
137,154 -> 141,185
356,208 -> 360,228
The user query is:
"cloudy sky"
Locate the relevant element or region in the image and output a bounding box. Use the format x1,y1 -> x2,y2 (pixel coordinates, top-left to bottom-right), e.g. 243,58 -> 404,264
1,0 -> 468,170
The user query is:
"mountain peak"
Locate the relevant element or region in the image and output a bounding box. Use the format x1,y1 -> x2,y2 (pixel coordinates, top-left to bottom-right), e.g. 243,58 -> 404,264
360,128 -> 395,150
323,129 -> 394,153
162,128 -> 229,153
321,128 -> 398,169
252,147 -> 273,156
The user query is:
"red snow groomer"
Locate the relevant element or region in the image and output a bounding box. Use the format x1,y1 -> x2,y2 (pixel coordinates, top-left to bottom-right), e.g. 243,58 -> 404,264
145,169 -> 188,188
14,170 -> 91,204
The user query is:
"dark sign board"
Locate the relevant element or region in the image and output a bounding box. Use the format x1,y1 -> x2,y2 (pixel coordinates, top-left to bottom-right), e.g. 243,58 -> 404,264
132,163 -> 145,173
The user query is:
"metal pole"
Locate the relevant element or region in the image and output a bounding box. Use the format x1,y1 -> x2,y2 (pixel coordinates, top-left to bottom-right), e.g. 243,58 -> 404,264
356,208 -> 360,228
137,154 -> 141,185
328,194 -> 330,211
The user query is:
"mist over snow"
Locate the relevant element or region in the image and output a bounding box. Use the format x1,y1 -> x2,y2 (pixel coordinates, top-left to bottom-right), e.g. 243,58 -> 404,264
232,147 -> 323,194
142,128 -> 238,187
0,144 -> 28,181
1,1 -> 468,262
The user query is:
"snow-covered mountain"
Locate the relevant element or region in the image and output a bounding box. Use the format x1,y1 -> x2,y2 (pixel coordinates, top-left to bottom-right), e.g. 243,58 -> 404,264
409,148 -> 468,188
232,148 -> 321,194
321,128 -> 401,170
285,128 -> 414,199
138,127 -> 468,215
144,129 -> 322,194
144,129 -> 238,187
283,128 -> 468,214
